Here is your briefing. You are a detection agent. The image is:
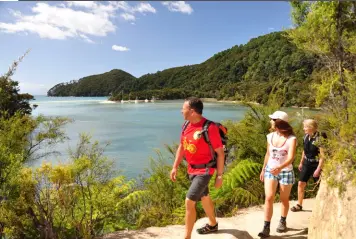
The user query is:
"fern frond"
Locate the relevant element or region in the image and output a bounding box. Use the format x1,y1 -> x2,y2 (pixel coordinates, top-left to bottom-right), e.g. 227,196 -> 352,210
171,204 -> 186,224
211,160 -> 262,198
117,190 -> 149,208
227,187 -> 260,207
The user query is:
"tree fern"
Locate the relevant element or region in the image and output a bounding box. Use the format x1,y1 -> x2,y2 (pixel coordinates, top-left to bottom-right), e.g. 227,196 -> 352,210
208,160 -> 262,214
211,160 -> 262,198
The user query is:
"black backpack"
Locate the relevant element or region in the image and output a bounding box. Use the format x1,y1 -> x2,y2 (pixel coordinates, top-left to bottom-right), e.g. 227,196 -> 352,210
182,119 -> 229,169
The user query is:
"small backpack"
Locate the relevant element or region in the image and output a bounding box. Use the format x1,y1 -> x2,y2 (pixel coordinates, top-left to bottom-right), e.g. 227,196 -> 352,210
182,119 -> 229,169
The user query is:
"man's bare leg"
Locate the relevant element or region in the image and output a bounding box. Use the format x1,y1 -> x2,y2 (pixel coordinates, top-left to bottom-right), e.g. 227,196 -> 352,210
184,198 -> 196,239
201,195 -> 217,226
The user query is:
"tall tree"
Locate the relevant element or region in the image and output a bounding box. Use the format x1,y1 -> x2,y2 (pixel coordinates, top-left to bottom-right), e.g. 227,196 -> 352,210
288,1 -> 356,116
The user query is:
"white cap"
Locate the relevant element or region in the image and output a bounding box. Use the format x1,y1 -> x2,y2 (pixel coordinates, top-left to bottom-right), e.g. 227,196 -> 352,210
269,111 -> 289,122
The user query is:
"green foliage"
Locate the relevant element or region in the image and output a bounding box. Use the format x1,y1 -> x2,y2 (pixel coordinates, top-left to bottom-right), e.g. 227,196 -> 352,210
0,113 -> 70,198
288,2 -> 356,58
0,51 -> 34,118
210,160 -> 262,214
288,1 -> 356,192
318,72 -> 356,191
1,134 -> 136,239
26,115 -> 72,162
290,1 -> 311,27
122,145 -> 191,228
47,69 -> 136,97
0,113 -> 31,202
48,32 -> 319,107
224,104 -> 276,163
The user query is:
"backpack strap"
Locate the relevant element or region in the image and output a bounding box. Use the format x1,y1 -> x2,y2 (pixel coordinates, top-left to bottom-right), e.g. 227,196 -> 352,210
181,121 -> 189,134
202,120 -> 215,161
190,120 -> 216,169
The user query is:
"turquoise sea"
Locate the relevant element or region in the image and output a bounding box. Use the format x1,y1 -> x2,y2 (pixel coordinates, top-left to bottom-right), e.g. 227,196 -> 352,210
30,96 -> 248,178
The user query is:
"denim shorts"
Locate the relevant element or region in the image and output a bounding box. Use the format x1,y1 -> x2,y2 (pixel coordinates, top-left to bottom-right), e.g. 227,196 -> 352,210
264,166 -> 295,185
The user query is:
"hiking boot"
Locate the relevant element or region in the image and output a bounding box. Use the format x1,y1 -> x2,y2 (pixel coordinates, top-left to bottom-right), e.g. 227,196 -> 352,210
258,227 -> 270,238
276,220 -> 287,233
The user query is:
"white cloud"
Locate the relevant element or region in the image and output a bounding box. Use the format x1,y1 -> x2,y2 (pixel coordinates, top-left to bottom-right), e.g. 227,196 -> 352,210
0,1 -> 156,42
0,21 -> 74,39
0,3 -> 115,41
57,3 -> 66,8
162,1 -> 193,15
268,27 -> 275,31
134,3 -> 156,14
113,1 -> 132,13
8,9 -> 22,18
112,45 -> 130,52
119,3 -> 156,21
67,1 -> 98,9
79,34 -> 95,44
121,13 -> 136,21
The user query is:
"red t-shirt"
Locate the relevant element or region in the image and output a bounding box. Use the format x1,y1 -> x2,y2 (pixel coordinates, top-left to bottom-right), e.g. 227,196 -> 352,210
181,118 -> 223,175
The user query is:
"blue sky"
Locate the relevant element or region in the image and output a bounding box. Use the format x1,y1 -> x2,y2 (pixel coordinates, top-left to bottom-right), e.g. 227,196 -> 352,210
0,1 -> 292,95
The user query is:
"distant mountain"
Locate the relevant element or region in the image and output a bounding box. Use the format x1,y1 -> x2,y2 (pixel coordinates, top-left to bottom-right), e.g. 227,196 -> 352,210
47,31 -> 319,107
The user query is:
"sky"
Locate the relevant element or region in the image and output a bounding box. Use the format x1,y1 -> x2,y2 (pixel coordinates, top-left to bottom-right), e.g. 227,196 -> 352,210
0,1 -> 293,95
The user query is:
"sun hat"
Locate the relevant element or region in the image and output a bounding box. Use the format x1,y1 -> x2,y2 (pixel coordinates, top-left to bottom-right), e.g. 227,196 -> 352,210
268,110 -> 289,122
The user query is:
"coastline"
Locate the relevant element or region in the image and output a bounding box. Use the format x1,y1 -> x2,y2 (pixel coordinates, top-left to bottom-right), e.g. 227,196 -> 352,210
107,97 -> 260,105
105,97 -> 318,110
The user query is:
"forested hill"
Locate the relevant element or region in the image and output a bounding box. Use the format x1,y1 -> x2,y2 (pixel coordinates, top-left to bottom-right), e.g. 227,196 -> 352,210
47,69 -> 136,97
47,31 -> 319,107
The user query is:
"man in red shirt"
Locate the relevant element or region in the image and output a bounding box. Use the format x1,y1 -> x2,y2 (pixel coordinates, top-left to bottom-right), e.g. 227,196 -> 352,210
170,97 -> 224,239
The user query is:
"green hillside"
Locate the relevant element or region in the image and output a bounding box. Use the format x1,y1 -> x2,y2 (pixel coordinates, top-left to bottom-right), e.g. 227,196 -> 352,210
47,31 -> 319,107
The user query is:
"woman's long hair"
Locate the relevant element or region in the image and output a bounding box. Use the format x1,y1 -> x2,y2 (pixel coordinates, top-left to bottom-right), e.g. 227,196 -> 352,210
273,119 -> 295,137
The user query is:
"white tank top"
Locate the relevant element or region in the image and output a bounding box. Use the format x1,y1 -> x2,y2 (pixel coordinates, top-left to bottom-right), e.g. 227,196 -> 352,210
266,132 -> 296,172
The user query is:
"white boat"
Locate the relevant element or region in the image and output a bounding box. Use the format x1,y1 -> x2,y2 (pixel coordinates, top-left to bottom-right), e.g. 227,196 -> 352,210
145,99 -> 149,103
134,97 -> 138,104
120,90 -> 124,103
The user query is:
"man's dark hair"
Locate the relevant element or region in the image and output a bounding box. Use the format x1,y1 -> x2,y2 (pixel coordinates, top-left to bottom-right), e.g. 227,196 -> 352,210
185,97 -> 203,115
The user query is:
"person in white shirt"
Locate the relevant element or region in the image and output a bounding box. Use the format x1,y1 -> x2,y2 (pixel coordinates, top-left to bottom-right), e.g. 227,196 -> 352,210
258,111 -> 297,238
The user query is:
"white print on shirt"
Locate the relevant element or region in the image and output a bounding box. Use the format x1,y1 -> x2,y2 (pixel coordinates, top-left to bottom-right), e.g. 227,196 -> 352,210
271,149 -> 288,162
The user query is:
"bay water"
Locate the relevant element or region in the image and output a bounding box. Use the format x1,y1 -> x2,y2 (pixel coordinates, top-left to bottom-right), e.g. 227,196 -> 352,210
30,96 -> 248,178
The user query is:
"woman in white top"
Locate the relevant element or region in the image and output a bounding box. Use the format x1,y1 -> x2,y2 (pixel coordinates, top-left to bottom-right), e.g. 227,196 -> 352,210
258,111 -> 297,238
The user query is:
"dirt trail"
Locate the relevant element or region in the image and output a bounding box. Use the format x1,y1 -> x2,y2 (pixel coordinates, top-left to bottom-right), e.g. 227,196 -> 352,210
105,198 -> 314,239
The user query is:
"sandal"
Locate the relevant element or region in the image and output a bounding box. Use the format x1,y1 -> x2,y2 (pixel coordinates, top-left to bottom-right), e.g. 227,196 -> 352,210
196,223 -> 218,234
290,204 -> 303,212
